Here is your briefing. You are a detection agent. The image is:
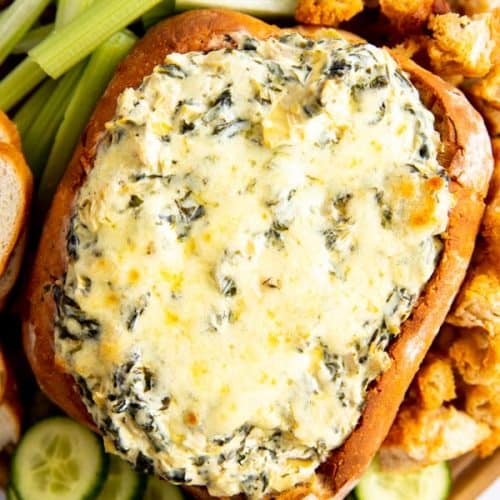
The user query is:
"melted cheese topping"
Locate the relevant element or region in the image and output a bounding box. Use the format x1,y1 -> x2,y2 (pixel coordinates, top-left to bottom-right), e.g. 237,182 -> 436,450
56,33 -> 452,497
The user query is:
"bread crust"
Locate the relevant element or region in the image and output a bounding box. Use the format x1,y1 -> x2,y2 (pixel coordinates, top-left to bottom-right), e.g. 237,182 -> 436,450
0,111 -> 21,151
0,230 -> 27,311
23,9 -> 494,499
0,347 -> 22,450
0,142 -> 32,276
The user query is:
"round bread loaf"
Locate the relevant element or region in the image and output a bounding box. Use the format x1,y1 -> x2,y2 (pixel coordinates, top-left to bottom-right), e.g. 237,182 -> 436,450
23,9 -> 493,499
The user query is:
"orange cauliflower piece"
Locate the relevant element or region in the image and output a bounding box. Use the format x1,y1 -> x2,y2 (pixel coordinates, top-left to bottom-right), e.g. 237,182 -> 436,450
447,269 -> 500,335
380,406 -> 491,470
477,428 -> 500,457
427,13 -> 495,77
458,0 -> 500,15
449,328 -> 500,385
415,355 -> 456,410
295,0 -> 363,26
473,73 -> 500,109
380,0 -> 435,32
465,385 -> 500,457
391,35 -> 430,59
469,65 -> 500,117
465,384 -> 500,428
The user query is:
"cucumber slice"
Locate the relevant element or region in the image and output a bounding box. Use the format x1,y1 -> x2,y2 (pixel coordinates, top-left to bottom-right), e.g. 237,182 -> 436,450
143,476 -> 184,500
11,417 -> 108,500
355,458 -> 451,500
97,455 -> 146,500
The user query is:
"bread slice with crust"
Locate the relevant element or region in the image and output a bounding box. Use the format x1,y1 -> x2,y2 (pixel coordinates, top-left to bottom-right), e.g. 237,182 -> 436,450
0,230 -> 27,311
0,348 -> 21,451
23,9 -> 494,499
0,111 -> 21,151
0,142 -> 32,278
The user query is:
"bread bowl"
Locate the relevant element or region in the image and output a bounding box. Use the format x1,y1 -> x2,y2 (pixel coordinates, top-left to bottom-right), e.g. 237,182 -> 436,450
23,9 -> 493,499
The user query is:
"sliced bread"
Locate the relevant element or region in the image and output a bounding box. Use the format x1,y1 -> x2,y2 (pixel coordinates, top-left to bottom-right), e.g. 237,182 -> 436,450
0,143 -> 32,276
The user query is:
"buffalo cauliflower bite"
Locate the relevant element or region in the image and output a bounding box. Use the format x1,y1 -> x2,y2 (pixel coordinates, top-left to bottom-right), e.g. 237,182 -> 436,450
380,406 -> 491,470
380,0 -> 435,32
391,35 -> 430,59
448,266 -> 500,335
295,0 -> 363,26
415,355 -> 456,410
458,0 -> 500,15
449,329 -> 500,385
427,13 -> 495,77
469,65 -> 500,110
465,384 -> 500,457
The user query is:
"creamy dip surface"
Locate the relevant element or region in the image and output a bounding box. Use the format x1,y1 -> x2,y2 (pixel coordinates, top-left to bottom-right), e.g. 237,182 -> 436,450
55,32 -> 452,497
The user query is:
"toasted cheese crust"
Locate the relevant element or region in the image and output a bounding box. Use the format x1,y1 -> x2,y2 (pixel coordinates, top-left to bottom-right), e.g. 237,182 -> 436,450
23,10 -> 493,500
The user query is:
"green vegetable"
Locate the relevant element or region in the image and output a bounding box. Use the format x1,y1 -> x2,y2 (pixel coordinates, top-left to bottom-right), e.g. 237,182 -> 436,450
6,485 -> 20,500
0,0 -> 96,112
354,458 -> 451,500
38,30 -> 137,209
142,0 -> 175,29
22,62 -> 85,179
29,0 -> 162,79
12,77 -> 57,137
96,455 -> 146,500
0,57 -> 46,112
143,476 -> 184,500
55,0 -> 96,30
175,0 -> 298,17
12,23 -> 53,54
0,0 -> 52,66
11,417 -> 108,500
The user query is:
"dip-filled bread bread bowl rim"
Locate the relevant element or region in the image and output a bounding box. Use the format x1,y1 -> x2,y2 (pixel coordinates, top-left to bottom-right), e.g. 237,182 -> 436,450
23,9 -> 493,500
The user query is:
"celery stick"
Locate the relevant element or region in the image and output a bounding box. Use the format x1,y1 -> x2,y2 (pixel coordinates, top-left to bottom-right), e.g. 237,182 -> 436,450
23,62 -> 85,179
175,0 -> 298,17
13,78 -> 58,137
55,0 -> 95,30
0,0 -> 103,111
12,23 -> 53,54
142,0 -> 174,29
0,0 -> 52,65
38,30 -> 137,209
0,58 -> 46,112
30,0 -> 162,79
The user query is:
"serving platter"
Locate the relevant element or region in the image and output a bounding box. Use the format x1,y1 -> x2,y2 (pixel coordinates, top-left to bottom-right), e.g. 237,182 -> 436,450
0,449 -> 498,498
449,451 -> 500,500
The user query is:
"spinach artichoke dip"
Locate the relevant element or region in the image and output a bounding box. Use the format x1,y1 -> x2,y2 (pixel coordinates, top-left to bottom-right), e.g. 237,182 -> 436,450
55,32 -> 453,497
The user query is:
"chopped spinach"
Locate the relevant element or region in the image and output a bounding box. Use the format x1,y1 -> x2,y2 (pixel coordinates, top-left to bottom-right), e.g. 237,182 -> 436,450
219,276 -> 237,297
128,194 -> 143,208
158,63 -> 187,79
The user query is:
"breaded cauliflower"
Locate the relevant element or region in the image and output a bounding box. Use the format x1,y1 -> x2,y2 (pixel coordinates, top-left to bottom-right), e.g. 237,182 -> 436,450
458,0 -> 500,15
380,406 -> 491,470
415,355 -> 456,410
449,329 -> 500,385
391,35 -> 430,59
427,13 -> 495,77
295,0 -> 363,26
469,65 -> 500,110
465,384 -> 500,457
380,0 -> 435,32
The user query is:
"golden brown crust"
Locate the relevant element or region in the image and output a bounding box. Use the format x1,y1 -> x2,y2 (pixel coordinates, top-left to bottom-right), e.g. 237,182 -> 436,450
0,111 -> 21,151
0,142 -> 33,276
0,347 -> 22,451
295,0 -> 364,26
23,9 -> 494,499
0,230 -> 27,311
